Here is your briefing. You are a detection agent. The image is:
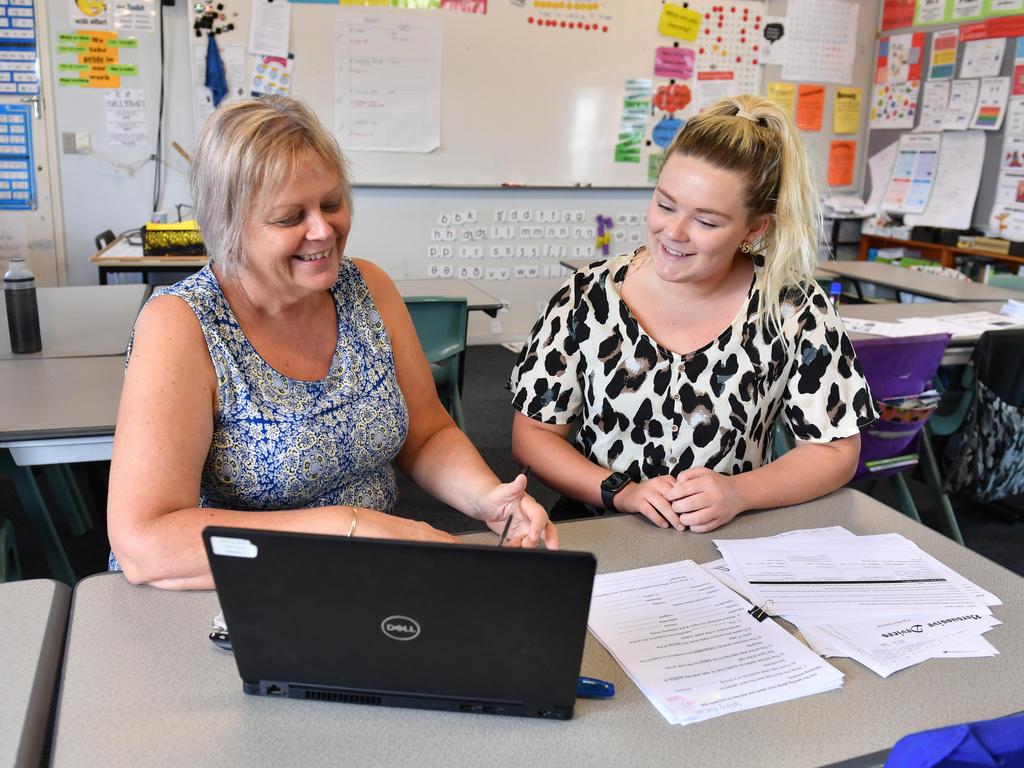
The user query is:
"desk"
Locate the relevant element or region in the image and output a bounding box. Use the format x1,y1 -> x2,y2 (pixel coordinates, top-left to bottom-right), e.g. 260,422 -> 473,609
840,301 -> 1009,367
1,579 -> 70,768
0,285 -> 148,360
51,490 -> 1023,768
91,236 -> 207,285
818,261 -> 1024,303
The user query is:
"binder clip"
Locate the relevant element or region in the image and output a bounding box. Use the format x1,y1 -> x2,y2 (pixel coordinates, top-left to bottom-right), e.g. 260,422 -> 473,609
748,600 -> 774,622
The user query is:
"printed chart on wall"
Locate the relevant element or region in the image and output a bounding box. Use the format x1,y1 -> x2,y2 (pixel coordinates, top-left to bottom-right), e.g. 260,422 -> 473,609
0,104 -> 35,210
0,0 -> 39,96
870,32 -> 923,129
881,132 -> 939,214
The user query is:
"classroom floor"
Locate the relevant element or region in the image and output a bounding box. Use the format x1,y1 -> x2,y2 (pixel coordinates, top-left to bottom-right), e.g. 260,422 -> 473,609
3,345 -> 1023,582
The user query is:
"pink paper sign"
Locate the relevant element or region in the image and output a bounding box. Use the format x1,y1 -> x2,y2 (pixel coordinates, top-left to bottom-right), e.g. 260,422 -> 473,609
654,46 -> 694,80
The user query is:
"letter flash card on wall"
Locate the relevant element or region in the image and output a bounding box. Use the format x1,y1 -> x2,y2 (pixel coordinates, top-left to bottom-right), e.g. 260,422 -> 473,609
0,104 -> 36,211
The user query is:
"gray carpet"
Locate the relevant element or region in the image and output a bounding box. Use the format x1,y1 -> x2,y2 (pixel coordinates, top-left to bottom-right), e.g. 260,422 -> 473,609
2,345 -> 1022,581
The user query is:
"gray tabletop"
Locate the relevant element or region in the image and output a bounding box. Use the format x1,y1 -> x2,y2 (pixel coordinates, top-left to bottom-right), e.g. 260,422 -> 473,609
818,261 -> 1024,302
839,300 -> 1011,365
51,490 -> 1023,768
1,579 -> 70,768
0,355 -> 125,441
0,284 -> 149,360
394,278 -> 503,314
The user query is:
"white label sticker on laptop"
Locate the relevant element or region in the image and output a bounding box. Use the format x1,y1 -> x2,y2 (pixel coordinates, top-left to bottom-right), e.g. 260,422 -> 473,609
210,536 -> 258,559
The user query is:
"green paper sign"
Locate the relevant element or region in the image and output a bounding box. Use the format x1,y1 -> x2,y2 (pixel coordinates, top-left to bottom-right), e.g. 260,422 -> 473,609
59,77 -> 91,86
58,63 -> 89,72
109,38 -> 138,48
107,64 -> 139,75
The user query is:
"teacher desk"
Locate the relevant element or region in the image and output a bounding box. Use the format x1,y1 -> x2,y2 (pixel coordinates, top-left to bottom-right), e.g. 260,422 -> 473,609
50,489 -> 1023,768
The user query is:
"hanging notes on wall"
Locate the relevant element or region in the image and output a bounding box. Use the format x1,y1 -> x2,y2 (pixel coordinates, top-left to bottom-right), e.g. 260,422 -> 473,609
782,0 -> 857,85
919,79 -> 951,131
906,131 -> 985,230
767,81 -> 795,115
833,87 -> 862,133
796,84 -> 825,131
881,132 -> 940,214
828,140 -> 856,185
928,28 -> 959,79
943,78 -> 981,129
870,80 -> 921,128
969,75 -> 1011,130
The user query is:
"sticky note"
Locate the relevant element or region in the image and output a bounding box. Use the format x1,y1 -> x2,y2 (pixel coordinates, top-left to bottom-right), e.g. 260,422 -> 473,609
658,4 -> 702,42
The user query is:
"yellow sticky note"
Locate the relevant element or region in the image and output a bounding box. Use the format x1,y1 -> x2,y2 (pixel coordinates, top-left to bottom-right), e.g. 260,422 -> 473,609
658,4 -> 702,42
833,87 -> 862,134
767,82 -> 795,116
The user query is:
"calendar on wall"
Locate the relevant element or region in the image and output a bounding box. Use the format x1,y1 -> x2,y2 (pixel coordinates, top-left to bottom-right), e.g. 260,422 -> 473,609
692,0 -> 765,97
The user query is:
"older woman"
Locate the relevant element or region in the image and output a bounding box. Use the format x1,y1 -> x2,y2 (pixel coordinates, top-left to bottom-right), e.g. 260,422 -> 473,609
108,96 -> 556,589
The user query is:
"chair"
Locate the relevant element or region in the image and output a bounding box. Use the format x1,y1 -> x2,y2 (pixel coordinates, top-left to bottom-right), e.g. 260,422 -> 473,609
94,229 -> 116,252
404,297 -> 468,430
934,327 -> 1024,506
0,516 -> 22,582
851,333 -> 964,542
984,272 -> 1024,292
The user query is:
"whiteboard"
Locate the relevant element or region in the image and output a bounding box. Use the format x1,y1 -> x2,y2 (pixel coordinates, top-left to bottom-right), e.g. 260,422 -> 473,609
205,0 -> 749,188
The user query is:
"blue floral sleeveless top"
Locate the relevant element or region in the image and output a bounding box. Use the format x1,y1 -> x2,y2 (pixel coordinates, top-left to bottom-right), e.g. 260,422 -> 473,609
109,259 -> 408,571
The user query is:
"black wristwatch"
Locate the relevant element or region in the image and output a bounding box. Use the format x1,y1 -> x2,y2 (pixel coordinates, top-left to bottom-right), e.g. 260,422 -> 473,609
600,472 -> 632,511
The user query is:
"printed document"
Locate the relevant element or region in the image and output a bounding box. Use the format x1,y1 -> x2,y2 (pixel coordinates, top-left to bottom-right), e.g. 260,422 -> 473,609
588,560 -> 843,725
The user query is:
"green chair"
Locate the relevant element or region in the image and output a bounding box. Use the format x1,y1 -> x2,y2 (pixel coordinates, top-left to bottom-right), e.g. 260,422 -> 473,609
404,297 -> 468,430
985,272 -> 1024,292
0,516 -> 22,582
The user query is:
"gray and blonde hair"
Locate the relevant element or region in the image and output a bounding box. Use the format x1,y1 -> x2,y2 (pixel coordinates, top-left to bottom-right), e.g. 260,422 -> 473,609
189,95 -> 352,277
662,94 -> 822,331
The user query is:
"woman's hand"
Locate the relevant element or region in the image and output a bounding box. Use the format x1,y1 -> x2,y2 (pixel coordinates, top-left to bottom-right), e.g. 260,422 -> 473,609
666,468 -> 745,533
612,475 -> 684,531
479,473 -> 560,549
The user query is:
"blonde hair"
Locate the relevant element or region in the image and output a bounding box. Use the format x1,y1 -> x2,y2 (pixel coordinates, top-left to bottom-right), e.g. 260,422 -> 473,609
189,95 -> 352,277
662,94 -> 822,332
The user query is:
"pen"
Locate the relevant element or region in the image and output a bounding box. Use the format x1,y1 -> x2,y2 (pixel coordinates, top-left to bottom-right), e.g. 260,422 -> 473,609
497,466 -> 531,547
576,676 -> 615,699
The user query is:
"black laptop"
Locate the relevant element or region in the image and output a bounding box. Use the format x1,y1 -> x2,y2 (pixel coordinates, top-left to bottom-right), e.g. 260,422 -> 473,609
202,527 -> 597,719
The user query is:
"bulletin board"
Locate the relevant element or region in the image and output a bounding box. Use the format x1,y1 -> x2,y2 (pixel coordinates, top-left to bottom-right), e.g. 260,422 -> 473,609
864,13 -> 1024,232
188,0 -> 877,189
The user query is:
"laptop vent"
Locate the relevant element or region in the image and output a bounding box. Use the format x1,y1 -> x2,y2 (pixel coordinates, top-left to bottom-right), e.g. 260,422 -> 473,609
304,689 -> 383,706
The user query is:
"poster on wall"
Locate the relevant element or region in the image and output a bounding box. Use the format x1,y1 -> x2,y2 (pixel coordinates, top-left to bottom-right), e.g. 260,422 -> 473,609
869,80 -> 920,128
881,132 -> 940,214
969,75 -> 1011,129
0,104 -> 36,210
881,0 -> 915,31
918,79 -> 951,131
905,131 -> 985,230
875,33 -> 925,84
782,0 -> 857,85
0,0 -> 40,96
928,29 -> 959,79
70,0 -> 110,29
943,78 -> 981,129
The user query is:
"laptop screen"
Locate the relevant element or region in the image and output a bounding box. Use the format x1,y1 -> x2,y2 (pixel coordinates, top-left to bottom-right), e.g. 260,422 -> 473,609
203,527 -> 596,719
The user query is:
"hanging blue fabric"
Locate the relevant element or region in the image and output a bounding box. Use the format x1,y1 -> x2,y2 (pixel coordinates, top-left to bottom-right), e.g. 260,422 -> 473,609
205,32 -> 228,108
885,713 -> 1024,768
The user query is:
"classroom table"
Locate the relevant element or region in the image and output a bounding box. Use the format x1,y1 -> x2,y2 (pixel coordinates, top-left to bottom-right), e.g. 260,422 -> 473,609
393,278 -> 504,317
90,235 -> 207,285
817,260 -> 1024,303
0,284 -> 149,360
50,489 -> 1024,768
840,300 -> 1011,366
1,579 -> 71,768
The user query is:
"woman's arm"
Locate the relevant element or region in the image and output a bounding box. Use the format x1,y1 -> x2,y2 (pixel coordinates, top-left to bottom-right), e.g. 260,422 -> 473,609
512,412 -> 683,529
667,434 -> 861,532
356,260 -> 557,548
107,296 -> 457,590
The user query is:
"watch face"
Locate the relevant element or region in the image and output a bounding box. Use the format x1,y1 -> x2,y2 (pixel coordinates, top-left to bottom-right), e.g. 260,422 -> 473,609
601,472 -> 631,492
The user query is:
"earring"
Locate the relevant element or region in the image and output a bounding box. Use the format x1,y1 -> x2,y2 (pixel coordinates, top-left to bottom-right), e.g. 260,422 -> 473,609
740,241 -> 752,254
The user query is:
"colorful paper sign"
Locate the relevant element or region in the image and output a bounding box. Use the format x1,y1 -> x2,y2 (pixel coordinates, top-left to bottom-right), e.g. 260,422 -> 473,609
653,83 -> 691,114
654,46 -> 694,80
766,81 -> 795,115
828,140 -> 856,186
796,84 -> 824,131
833,87 -> 862,133
881,0 -> 915,31
658,3 -> 702,42
651,116 -> 684,148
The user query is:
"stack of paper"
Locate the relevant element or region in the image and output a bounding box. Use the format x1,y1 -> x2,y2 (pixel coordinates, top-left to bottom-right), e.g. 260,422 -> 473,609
1002,299 -> 1024,320
707,527 -> 1002,678
587,560 -> 844,725
843,311 -> 1024,340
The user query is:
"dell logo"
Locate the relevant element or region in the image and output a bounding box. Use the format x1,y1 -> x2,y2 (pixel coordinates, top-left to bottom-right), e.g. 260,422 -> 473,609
381,615 -> 421,641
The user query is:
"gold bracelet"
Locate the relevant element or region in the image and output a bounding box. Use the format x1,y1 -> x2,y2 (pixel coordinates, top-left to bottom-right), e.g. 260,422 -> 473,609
347,507 -> 358,538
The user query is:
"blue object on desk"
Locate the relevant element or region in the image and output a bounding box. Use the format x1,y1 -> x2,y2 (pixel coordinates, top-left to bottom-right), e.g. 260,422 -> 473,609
884,712 -> 1024,768
577,676 -> 615,699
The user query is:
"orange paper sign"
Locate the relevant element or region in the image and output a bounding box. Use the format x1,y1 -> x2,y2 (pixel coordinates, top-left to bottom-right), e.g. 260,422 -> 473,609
828,140 -> 856,187
796,84 -> 825,132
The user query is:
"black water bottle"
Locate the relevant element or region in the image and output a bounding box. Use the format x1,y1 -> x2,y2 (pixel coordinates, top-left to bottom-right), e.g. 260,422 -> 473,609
4,257 -> 41,353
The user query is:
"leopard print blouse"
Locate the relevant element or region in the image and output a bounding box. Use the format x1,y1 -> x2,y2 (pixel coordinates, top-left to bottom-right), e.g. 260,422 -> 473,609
510,251 -> 876,482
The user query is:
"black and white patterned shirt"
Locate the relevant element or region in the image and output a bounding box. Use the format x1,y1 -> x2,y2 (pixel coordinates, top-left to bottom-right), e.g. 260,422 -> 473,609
510,252 -> 876,482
